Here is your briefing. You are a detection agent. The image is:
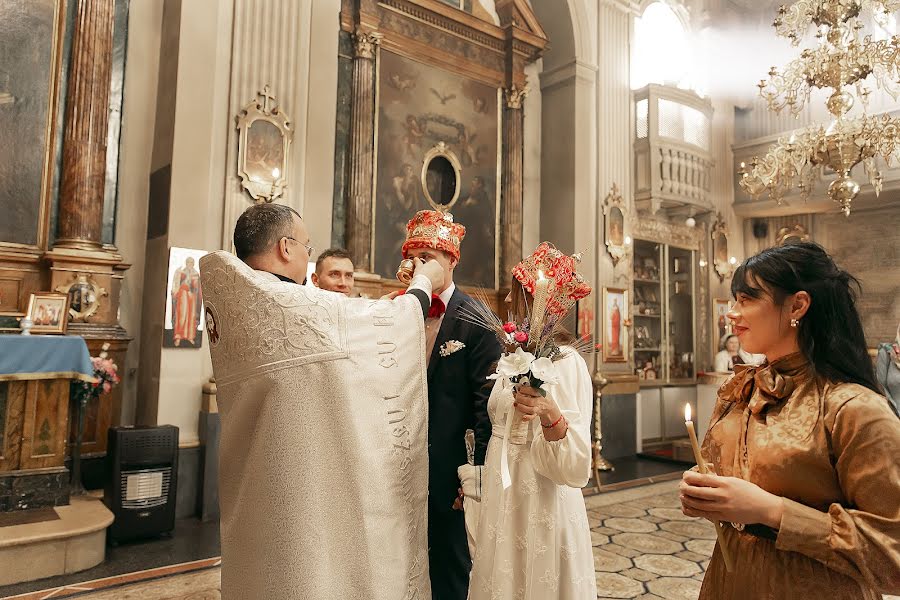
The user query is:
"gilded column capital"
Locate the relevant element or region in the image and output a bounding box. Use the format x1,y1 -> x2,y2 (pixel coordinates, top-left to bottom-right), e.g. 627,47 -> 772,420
504,83 -> 530,110
353,30 -> 383,60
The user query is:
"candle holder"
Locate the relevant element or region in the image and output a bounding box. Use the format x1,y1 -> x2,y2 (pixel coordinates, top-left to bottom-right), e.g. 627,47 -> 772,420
592,369 -> 614,493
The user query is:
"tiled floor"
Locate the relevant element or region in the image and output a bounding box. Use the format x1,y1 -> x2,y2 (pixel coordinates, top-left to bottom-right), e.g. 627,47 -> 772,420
4,481 -> 898,600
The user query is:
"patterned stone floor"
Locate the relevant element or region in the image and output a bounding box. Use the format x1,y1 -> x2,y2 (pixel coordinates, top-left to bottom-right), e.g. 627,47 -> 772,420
11,480 -> 899,600
585,481 -> 713,600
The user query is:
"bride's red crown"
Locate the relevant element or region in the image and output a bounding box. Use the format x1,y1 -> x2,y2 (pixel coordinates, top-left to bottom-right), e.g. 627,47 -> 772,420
512,242 -> 592,316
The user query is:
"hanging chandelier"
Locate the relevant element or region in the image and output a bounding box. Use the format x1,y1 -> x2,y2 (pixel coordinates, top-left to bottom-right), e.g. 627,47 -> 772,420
738,0 -> 900,216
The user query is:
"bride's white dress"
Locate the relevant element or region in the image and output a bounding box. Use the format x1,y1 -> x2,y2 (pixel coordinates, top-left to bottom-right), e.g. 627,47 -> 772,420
468,348 -> 597,600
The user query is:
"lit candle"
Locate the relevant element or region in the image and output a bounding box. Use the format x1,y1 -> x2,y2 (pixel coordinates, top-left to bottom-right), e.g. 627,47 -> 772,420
528,270 -> 551,344
685,403 -> 735,573
272,167 -> 281,180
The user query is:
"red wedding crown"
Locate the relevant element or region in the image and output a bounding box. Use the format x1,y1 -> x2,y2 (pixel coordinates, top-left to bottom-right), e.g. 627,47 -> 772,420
512,242 -> 592,317
401,210 -> 466,261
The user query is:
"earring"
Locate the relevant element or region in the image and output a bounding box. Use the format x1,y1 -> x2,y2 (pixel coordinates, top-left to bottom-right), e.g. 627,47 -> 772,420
791,318 -> 799,328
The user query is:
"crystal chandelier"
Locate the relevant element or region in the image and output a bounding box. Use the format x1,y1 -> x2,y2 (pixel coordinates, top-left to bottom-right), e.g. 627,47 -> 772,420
738,0 -> 900,216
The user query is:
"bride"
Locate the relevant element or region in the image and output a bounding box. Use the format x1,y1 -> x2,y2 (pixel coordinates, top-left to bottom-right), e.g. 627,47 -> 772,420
463,243 -> 597,600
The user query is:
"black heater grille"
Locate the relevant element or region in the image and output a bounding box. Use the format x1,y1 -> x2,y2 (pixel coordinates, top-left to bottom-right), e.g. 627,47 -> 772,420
105,425 -> 179,543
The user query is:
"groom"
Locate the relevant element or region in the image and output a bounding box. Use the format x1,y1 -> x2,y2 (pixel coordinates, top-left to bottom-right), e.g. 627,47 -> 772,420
401,210 -> 502,600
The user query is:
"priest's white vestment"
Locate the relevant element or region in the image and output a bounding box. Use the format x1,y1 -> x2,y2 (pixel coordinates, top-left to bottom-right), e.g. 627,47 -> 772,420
200,251 -> 431,600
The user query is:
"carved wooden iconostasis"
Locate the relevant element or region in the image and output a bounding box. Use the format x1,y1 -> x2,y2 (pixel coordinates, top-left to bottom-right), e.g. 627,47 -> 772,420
338,0 -> 547,307
0,0 -> 131,468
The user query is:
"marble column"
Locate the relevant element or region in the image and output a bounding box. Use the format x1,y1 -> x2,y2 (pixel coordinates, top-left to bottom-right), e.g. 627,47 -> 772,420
596,1 -> 634,216
502,85 -> 528,279
56,0 -> 116,250
346,29 -> 381,272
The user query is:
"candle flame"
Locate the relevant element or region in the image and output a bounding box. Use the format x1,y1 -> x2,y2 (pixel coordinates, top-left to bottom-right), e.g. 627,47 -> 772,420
537,269 -> 545,281
684,403 -> 692,422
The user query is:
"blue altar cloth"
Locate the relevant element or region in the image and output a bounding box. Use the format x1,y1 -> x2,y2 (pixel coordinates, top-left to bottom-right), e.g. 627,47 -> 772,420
0,335 -> 96,382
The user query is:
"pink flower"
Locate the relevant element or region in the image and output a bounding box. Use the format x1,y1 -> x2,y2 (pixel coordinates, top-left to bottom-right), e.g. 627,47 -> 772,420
514,331 -> 528,343
502,322 -> 517,334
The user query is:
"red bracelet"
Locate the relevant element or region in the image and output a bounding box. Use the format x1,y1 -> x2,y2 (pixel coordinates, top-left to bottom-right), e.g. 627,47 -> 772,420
542,414 -> 565,429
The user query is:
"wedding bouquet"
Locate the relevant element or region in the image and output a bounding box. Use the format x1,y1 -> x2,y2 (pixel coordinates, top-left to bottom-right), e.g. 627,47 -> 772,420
72,345 -> 120,405
459,243 -> 592,396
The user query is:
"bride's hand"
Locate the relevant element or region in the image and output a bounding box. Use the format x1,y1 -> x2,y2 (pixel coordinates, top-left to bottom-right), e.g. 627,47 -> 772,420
513,385 -> 557,423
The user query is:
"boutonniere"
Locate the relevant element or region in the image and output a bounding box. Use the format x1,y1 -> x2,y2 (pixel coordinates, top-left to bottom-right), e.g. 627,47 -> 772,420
440,340 -> 466,357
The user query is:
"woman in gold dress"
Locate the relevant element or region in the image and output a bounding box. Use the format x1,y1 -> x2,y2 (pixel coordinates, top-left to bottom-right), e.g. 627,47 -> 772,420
680,242 -> 900,599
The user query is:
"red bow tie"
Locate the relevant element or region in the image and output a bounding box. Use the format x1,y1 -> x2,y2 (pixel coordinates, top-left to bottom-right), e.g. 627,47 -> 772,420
396,290 -> 446,319
428,296 -> 446,319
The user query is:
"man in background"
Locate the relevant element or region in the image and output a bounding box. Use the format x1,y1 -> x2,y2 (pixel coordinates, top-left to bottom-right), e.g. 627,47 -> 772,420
311,248 -> 355,296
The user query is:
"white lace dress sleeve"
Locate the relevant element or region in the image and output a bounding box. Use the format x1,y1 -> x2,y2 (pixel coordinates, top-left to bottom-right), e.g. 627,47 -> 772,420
530,350 -> 594,488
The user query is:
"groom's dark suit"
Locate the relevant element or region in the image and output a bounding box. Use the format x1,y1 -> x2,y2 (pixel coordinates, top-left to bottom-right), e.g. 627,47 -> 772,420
426,286 -> 501,600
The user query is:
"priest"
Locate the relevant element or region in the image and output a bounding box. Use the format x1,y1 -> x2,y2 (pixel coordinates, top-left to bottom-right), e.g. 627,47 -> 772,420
200,203 -> 442,600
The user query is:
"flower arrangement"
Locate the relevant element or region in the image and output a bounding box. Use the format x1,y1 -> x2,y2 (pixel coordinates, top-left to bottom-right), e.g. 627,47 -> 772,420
460,243 -> 593,397
72,343 -> 120,405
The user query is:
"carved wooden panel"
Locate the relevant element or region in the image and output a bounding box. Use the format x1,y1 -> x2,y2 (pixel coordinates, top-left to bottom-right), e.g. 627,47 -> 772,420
19,379 -> 69,470
0,383 -> 26,471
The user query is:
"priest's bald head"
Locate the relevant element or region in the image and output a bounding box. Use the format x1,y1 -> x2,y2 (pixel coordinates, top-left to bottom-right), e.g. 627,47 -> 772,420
233,203 -> 311,284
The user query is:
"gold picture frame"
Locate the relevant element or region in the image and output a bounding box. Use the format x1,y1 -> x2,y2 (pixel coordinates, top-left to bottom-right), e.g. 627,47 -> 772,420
602,287 -> 629,363
711,213 -> 732,283
55,273 -> 107,323
236,85 -> 293,203
421,142 -> 463,211
26,292 -> 70,335
603,184 -> 627,268
712,297 -> 733,352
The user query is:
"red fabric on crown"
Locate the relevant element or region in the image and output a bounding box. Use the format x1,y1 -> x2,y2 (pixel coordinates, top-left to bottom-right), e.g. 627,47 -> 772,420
401,210 -> 466,261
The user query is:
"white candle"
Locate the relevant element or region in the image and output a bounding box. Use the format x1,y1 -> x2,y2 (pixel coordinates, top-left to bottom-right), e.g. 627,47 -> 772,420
528,270 -> 551,344
684,403 -> 734,573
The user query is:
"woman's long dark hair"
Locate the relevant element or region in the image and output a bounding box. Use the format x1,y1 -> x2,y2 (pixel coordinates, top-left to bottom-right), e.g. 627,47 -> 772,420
731,241 -> 880,394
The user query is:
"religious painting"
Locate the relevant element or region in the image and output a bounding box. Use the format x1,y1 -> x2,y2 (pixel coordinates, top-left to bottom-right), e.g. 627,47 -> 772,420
0,0 -> 64,247
713,298 -> 733,350
26,293 -> 69,334
164,247 -> 207,348
603,184 -> 627,267
602,287 -> 629,363
711,213 -> 732,283
575,292 -> 595,345
374,50 -> 499,288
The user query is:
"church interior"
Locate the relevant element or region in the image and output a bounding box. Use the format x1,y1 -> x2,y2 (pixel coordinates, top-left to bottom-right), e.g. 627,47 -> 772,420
0,0 -> 898,598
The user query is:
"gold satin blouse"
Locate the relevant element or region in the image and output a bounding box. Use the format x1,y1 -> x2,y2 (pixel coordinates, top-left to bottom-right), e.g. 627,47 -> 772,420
699,352 -> 900,599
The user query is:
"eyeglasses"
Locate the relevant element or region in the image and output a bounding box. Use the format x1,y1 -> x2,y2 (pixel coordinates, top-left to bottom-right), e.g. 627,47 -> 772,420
284,236 -> 314,257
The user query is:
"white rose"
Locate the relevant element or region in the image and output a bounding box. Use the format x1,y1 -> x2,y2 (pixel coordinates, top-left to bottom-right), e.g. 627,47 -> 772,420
487,347 -> 535,380
530,357 -> 559,385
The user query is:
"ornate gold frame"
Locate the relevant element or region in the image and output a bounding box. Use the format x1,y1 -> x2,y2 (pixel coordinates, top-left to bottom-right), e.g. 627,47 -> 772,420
776,224 -> 811,246
711,213 -> 733,283
603,183 -> 628,268
26,292 -> 70,334
0,0 -> 66,252
421,142 -> 463,211
55,272 -> 107,322
235,85 -> 293,203
712,297 -> 733,356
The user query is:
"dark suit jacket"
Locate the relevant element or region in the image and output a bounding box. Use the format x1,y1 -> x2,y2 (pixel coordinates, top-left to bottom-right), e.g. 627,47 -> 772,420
427,287 -> 502,512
